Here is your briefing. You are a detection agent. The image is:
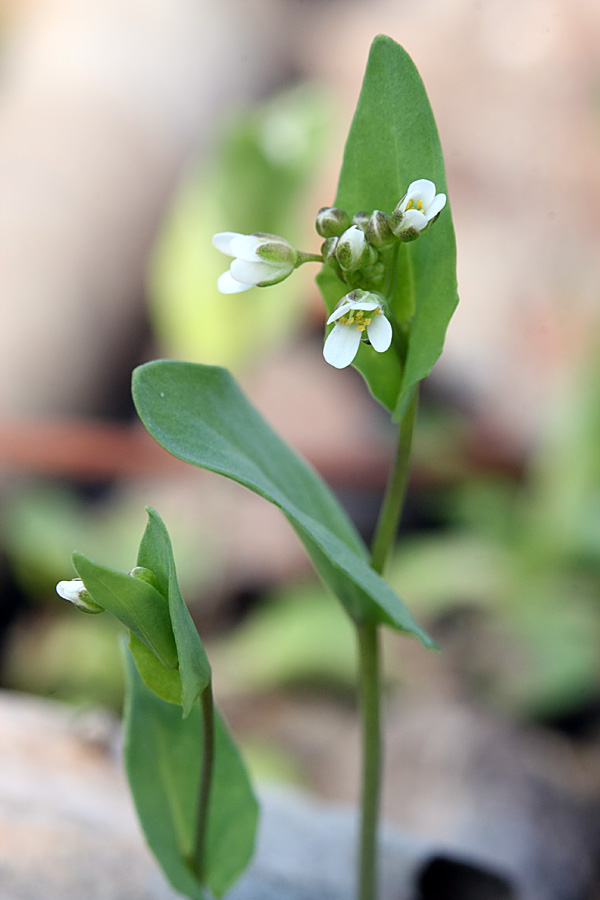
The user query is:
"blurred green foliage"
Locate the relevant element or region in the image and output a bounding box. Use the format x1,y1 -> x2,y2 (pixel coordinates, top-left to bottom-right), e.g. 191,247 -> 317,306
148,84 -> 332,369
3,610 -> 125,707
386,353 -> 600,720
211,580 -> 357,694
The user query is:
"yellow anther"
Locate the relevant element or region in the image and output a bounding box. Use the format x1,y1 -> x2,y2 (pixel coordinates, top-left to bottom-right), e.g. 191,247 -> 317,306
357,325 -> 365,332
364,317 -> 371,326
417,200 -> 424,211
406,199 -> 414,210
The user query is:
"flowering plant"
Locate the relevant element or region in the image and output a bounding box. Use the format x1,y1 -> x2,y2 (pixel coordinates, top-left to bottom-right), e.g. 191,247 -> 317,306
57,36 -> 457,900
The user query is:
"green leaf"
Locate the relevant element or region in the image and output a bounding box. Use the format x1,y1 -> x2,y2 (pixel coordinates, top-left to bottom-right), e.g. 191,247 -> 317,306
317,35 -> 458,417
72,552 -> 178,669
124,649 -> 258,899
137,507 -> 211,716
132,360 -> 434,646
129,632 -> 184,705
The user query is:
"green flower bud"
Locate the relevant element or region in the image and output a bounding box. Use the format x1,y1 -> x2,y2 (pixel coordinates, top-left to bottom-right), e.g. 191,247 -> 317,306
129,566 -> 159,590
352,211 -> 370,230
366,210 -> 395,248
320,236 -> 339,264
360,260 -> 387,287
315,207 -> 351,238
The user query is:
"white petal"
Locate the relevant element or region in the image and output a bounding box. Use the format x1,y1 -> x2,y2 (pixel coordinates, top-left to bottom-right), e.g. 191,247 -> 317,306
426,193 -> 446,220
212,232 -> 243,256
407,179 -> 436,208
231,258 -> 290,285
341,225 -> 366,253
56,578 -> 85,603
217,270 -> 253,293
366,313 -> 392,352
323,323 -> 362,369
402,209 -> 428,232
229,233 -> 266,261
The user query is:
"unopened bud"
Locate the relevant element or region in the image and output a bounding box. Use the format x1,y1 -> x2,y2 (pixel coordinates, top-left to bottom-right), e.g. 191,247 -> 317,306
56,578 -> 104,615
351,211 -> 370,230
366,210 -> 395,248
315,207 -> 351,238
320,236 -> 339,265
129,566 -> 159,590
335,226 -> 377,272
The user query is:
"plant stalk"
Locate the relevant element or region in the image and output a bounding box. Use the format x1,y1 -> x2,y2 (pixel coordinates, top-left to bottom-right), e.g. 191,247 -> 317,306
193,680 -> 215,885
357,388 -> 418,900
370,389 -> 418,576
357,620 -> 381,900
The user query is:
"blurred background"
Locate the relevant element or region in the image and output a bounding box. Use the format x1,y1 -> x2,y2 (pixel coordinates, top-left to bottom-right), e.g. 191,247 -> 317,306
1,0 -> 600,896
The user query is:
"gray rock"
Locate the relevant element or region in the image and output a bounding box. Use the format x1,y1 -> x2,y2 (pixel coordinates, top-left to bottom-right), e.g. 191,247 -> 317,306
0,690 -> 515,900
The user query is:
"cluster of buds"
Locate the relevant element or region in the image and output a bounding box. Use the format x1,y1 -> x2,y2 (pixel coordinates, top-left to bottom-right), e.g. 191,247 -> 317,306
211,178 -> 446,368
316,179 -> 446,289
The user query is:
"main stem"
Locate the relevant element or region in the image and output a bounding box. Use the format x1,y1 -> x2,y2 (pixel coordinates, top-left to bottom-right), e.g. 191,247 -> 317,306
370,389 -> 418,576
357,388 -> 418,900
357,619 -> 381,900
194,680 -> 215,884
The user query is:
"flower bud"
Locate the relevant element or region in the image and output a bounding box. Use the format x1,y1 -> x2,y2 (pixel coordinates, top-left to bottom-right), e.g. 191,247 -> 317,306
389,210 -> 421,242
56,578 -> 104,615
213,231 -> 297,293
320,236 -> 338,264
315,207 -> 351,238
129,566 -> 159,590
366,210 -> 395,248
335,226 -> 377,272
360,260 -> 386,287
352,211 -> 370,230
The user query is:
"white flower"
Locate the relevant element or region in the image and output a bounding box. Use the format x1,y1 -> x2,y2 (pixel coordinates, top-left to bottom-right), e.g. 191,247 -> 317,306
212,231 -> 296,293
56,577 -> 104,614
323,290 -> 392,369
392,179 -> 446,237
335,225 -> 376,271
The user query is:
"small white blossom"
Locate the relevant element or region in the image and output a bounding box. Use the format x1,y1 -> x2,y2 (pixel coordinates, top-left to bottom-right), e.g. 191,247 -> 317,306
212,232 -> 296,293
392,179 -> 446,238
56,577 -> 104,614
323,290 -> 392,369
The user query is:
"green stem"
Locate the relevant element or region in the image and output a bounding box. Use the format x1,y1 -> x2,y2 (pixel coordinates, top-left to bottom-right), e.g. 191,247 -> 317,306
356,389 -> 418,900
357,620 -> 381,900
295,251 -> 323,266
370,388 -> 418,576
193,680 -> 215,884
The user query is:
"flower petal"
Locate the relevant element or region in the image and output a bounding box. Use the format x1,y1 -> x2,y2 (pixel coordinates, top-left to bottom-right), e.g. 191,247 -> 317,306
217,270 -> 254,293
402,209 -> 428,232
212,232 -> 243,256
231,258 -> 291,286
56,578 -> 85,603
366,313 -> 392,352
229,234 -> 267,261
323,323 -> 362,369
407,179 -> 436,208
426,193 -> 446,220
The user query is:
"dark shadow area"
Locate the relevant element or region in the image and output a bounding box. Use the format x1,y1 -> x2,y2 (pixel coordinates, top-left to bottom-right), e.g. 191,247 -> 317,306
418,855 -> 517,900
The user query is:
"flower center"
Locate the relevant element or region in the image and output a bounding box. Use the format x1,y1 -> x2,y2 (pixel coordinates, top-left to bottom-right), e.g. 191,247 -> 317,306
339,307 -> 380,332
405,198 -> 424,212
